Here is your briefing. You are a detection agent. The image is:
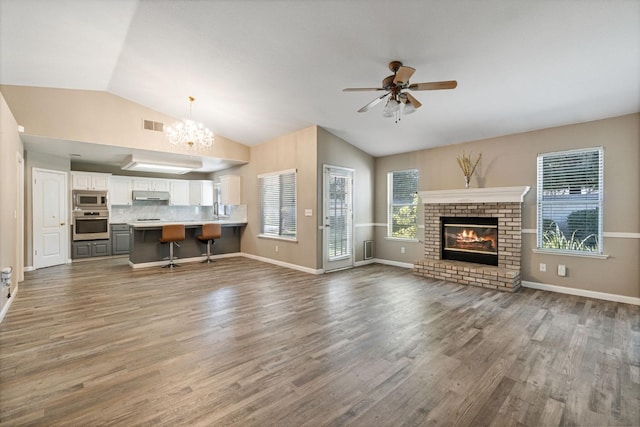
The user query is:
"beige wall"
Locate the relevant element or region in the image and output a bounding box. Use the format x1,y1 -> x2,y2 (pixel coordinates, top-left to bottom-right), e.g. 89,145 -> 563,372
317,127 -> 375,266
375,113 -> 640,298
213,126 -> 374,271
0,91 -> 25,310
231,126 -> 319,270
0,85 -> 250,164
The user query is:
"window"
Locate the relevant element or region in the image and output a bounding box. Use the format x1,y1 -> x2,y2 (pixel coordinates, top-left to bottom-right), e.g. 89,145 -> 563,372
259,169 -> 297,239
388,169 -> 419,239
537,148 -> 603,254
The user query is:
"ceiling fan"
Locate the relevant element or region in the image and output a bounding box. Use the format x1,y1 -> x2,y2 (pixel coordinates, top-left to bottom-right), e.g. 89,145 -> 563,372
343,61 -> 457,122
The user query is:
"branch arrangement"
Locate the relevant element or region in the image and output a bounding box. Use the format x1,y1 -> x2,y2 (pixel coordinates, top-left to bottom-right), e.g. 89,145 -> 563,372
456,151 -> 482,178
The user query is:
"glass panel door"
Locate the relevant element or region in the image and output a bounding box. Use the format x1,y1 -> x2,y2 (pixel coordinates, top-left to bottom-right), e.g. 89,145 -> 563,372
323,165 -> 354,272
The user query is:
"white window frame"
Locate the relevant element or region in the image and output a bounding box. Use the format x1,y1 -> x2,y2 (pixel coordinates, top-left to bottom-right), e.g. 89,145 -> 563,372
536,147 -> 603,255
387,169 -> 419,240
258,168 -> 297,241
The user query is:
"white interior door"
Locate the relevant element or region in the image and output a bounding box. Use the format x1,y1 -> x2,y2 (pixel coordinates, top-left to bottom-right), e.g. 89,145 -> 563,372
33,168 -> 68,269
323,165 -> 354,272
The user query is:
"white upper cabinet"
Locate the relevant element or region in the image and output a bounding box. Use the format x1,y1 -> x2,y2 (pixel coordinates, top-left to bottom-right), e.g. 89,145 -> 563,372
169,180 -> 190,206
219,175 -> 241,205
71,172 -> 111,191
132,177 -> 170,192
109,176 -> 132,206
189,180 -> 214,206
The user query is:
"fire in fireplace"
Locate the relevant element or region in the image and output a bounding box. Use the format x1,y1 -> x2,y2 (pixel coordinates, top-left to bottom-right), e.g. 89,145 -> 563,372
441,217 -> 498,266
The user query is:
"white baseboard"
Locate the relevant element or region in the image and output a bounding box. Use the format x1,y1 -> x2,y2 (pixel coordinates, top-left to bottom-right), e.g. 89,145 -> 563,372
24,266 -> 34,272
354,258 -> 413,269
354,259 -> 377,267
522,280 -> 640,306
240,253 -> 323,275
0,283 -> 19,324
370,258 -> 414,269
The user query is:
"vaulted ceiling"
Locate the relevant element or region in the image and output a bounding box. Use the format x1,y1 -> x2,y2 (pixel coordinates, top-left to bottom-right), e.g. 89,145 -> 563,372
1,0 -> 638,158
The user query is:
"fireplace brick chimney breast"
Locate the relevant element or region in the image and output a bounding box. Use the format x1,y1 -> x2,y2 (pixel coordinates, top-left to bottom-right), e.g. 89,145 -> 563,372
414,187 -> 529,293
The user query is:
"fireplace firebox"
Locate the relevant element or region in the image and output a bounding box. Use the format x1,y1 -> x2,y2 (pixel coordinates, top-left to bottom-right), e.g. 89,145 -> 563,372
441,217 -> 498,266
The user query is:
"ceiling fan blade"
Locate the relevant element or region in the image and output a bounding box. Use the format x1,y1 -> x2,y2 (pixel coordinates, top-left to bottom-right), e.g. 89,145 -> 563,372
408,80 -> 458,91
343,87 -> 386,92
405,92 -> 422,109
393,66 -> 416,85
357,92 -> 390,113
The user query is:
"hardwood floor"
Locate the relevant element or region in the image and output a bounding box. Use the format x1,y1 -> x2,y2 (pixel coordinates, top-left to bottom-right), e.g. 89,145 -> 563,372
0,257 -> 638,426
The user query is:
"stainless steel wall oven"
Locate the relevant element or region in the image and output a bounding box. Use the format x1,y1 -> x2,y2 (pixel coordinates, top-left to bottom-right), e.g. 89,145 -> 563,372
73,210 -> 109,241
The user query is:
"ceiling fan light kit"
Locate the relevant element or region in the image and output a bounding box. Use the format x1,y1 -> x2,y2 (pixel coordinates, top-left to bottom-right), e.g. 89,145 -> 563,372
166,96 -> 215,149
343,60 -> 457,123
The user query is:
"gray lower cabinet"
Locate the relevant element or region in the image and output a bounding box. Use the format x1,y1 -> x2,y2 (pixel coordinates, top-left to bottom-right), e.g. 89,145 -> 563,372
72,239 -> 111,259
111,224 -> 130,255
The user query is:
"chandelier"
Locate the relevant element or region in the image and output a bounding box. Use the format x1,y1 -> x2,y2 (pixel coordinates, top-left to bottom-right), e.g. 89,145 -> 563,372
166,96 -> 214,149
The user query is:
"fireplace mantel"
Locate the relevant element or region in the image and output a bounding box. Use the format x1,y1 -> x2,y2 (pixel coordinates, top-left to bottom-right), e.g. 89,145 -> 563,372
418,186 -> 531,204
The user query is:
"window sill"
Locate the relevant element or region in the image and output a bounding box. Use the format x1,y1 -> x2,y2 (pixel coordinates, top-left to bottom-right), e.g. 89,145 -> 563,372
384,237 -> 420,243
532,248 -> 609,259
257,234 -> 298,243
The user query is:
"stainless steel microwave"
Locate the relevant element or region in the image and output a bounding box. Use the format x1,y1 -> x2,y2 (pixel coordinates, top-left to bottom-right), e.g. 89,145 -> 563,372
72,190 -> 108,209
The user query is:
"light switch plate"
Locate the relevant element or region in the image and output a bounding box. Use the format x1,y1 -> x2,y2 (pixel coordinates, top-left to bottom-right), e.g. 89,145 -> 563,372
304,209 -> 312,217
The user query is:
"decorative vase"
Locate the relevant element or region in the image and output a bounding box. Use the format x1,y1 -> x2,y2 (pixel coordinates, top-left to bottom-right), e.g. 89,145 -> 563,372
464,176 -> 471,189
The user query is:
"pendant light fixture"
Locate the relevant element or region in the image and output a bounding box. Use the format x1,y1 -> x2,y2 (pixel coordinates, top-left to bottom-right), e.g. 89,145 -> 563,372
166,96 -> 214,149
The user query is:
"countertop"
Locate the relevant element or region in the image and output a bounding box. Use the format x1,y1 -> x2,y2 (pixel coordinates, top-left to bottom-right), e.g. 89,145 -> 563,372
127,219 -> 247,228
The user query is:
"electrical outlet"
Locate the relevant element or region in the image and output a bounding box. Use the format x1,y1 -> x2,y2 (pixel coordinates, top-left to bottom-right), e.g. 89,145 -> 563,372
400,247 -> 406,254
275,245 -> 279,253
558,264 -> 566,276
539,263 -> 546,272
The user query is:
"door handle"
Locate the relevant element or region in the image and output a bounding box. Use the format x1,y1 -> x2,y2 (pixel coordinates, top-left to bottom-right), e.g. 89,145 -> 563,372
60,222 -> 65,226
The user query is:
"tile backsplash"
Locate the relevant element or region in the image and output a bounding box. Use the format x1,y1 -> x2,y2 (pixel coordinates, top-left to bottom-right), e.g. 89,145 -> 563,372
110,203 -> 247,223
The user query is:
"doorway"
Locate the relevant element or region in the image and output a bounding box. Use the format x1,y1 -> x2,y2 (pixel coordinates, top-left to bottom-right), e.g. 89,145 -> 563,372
33,168 -> 68,269
323,165 -> 354,272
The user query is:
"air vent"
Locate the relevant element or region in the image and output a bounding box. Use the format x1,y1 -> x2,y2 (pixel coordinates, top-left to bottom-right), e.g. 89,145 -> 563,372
364,240 -> 374,260
143,119 -> 164,132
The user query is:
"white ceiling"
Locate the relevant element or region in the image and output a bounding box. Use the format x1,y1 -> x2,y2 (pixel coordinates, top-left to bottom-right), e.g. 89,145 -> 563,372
1,0 -> 639,164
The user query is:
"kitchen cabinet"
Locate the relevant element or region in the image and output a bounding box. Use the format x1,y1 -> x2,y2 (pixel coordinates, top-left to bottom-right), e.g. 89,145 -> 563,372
132,177 -> 170,192
219,175 -> 241,205
71,172 -> 111,190
109,176 -> 132,206
111,224 -> 130,255
72,239 -> 111,259
170,180 -> 190,205
189,180 -> 214,206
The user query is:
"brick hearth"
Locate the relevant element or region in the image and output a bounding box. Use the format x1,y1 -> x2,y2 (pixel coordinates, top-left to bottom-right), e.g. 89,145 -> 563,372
413,187 -> 529,292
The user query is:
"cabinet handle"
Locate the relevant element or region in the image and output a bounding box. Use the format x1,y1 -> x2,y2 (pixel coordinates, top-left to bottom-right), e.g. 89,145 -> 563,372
60,222 -> 65,226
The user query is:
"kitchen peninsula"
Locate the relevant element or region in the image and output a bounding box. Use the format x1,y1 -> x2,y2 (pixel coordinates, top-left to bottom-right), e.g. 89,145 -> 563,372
128,220 -> 246,268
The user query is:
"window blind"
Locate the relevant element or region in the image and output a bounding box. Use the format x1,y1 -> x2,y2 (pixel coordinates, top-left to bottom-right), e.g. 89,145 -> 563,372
327,170 -> 352,259
388,169 -> 419,239
537,148 -> 603,253
259,169 -> 297,239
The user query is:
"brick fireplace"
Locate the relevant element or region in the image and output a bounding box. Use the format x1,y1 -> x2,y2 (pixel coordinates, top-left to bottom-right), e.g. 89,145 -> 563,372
413,186 -> 530,292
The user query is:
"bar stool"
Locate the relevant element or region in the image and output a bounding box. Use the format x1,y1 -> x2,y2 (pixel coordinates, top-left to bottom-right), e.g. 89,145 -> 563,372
159,224 -> 185,268
196,223 -> 222,263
